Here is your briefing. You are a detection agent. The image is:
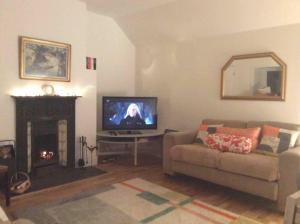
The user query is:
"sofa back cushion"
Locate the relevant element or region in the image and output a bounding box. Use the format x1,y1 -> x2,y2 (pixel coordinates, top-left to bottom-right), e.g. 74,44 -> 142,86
202,119 -> 247,128
247,121 -> 300,147
216,127 -> 261,150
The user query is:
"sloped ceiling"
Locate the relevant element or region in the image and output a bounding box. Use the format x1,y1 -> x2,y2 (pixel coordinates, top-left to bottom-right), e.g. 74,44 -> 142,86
83,0 -> 300,44
82,0 -> 177,17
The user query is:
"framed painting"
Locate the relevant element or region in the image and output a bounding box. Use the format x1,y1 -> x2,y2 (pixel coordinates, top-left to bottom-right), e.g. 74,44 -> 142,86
20,36 -> 71,82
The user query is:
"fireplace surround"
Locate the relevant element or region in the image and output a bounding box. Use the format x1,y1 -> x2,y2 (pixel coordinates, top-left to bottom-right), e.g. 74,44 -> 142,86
12,96 -> 79,173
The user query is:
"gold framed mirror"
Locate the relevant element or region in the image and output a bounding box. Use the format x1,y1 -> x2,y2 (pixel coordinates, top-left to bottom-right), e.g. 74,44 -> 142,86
221,52 -> 286,101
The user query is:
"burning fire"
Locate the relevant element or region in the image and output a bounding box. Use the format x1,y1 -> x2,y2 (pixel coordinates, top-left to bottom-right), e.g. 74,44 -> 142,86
40,150 -> 54,160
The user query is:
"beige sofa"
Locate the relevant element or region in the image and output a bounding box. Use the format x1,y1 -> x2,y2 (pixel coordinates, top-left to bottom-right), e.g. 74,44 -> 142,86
163,119 -> 300,212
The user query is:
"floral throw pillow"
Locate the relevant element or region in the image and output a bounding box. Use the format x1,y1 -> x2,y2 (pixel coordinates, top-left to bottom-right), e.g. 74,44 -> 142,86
205,133 -> 252,154
216,127 -> 261,151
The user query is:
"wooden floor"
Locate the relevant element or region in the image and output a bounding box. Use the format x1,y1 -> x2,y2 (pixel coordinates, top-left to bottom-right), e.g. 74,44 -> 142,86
1,155 -> 283,223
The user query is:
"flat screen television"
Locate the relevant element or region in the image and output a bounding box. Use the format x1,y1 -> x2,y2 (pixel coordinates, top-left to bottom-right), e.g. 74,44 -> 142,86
102,96 -> 158,131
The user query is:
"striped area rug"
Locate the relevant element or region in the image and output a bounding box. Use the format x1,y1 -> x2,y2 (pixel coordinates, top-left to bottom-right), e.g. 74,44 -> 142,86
0,206 -> 8,222
15,178 -> 262,224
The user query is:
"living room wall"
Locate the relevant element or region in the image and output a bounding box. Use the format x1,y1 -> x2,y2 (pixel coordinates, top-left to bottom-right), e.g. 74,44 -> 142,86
135,23 -> 300,130
87,12 -> 135,131
0,0 -> 135,165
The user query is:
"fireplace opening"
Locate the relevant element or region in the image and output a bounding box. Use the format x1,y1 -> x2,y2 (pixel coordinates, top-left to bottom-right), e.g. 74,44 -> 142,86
40,149 -> 55,161
34,133 -> 58,168
32,120 -> 59,169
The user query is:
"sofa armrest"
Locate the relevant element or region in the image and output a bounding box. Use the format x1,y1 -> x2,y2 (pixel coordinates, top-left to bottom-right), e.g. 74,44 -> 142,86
278,146 -> 300,211
163,130 -> 197,174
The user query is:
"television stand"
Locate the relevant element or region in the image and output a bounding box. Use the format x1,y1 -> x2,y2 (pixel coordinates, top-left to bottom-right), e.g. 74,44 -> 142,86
97,130 -> 164,166
116,130 -> 142,135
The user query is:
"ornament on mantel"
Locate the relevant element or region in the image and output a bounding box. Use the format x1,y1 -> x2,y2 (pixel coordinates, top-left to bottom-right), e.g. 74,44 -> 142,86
41,84 -> 55,96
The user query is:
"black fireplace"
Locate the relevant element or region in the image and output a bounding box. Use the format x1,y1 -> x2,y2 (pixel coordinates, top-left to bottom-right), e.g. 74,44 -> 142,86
13,96 -> 79,173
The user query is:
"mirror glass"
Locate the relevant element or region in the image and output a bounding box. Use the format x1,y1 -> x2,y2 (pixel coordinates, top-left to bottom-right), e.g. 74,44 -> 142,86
221,52 -> 286,101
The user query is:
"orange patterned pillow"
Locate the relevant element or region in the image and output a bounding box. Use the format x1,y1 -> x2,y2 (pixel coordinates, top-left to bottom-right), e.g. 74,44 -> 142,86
205,133 -> 252,154
216,127 -> 261,150
257,125 -> 300,155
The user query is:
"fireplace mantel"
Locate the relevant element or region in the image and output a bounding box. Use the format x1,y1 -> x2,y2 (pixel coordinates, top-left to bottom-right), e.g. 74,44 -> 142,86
13,96 -> 79,172
11,95 -> 81,100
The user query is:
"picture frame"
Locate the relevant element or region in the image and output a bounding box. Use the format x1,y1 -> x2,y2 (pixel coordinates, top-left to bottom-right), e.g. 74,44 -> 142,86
20,36 -> 71,82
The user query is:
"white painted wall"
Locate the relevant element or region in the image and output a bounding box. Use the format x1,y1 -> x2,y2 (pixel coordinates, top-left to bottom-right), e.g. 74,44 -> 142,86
87,12 -> 135,131
0,0 -> 136,166
0,0 -> 97,165
3,0 -> 300,165
116,0 -> 300,44
136,24 -> 300,130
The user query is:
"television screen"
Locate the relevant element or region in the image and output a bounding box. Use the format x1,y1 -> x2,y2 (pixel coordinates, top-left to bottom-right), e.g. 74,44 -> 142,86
102,96 -> 157,130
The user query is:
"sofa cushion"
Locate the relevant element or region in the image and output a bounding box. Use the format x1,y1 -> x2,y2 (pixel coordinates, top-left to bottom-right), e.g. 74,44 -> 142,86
195,124 -> 223,144
247,121 -> 300,147
218,152 -> 279,181
203,119 -> 247,128
170,144 -> 221,168
205,133 -> 252,154
257,125 -> 300,155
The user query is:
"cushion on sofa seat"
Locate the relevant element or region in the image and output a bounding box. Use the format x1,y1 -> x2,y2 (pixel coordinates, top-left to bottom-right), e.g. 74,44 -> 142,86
195,124 -> 223,144
216,127 -> 261,150
247,121 -> 300,147
205,133 -> 252,153
257,125 -> 300,155
170,144 -> 221,168
218,152 -> 279,181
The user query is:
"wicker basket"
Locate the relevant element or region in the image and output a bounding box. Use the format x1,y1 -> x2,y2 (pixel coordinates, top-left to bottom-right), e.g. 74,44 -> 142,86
10,172 -> 31,194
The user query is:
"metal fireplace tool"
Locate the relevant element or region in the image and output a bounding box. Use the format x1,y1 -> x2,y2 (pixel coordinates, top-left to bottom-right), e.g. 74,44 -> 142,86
79,136 -> 97,167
